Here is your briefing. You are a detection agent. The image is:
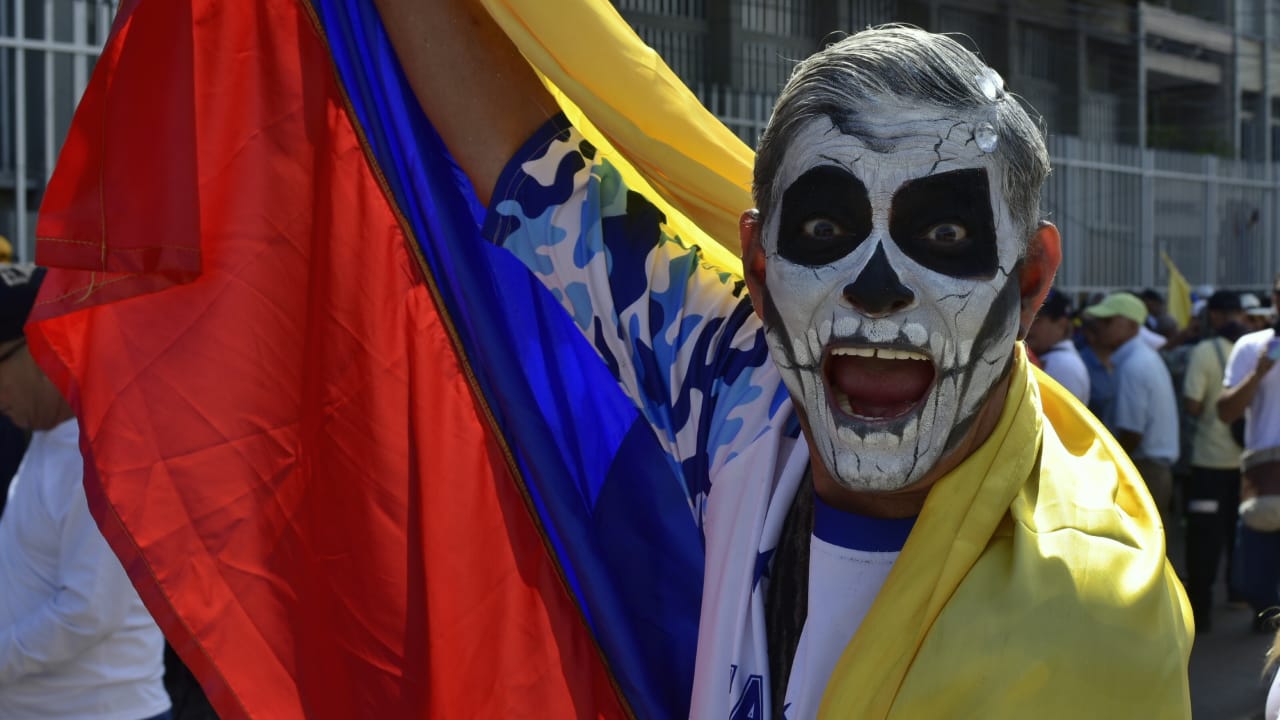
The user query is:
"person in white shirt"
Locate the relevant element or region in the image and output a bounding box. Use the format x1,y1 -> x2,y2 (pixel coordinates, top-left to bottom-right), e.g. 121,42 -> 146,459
1182,290 -> 1248,632
1219,276 -> 1280,634
1084,292 -> 1181,526
1025,288 -> 1090,404
0,263 -> 171,720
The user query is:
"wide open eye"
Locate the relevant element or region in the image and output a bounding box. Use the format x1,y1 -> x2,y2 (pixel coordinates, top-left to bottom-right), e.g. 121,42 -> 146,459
888,168 -> 997,279
920,222 -> 969,252
777,166 -> 872,267
802,217 -> 847,240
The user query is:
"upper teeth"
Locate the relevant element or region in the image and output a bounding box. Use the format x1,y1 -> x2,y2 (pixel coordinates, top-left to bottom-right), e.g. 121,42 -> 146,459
831,347 -> 929,361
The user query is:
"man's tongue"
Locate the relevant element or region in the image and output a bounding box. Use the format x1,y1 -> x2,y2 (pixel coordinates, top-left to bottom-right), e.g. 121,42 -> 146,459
827,354 -> 935,419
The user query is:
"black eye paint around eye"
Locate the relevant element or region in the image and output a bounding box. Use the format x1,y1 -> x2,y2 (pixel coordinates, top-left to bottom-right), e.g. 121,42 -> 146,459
777,166 -> 873,267
888,168 -> 998,279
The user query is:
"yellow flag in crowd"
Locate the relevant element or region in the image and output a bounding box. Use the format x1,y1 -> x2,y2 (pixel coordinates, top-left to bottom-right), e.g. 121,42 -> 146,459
1161,252 -> 1193,329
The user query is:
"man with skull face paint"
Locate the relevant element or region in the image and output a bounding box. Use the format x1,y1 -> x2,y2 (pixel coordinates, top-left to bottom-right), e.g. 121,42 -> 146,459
379,2 -> 1192,717
747,70 -> 1044,499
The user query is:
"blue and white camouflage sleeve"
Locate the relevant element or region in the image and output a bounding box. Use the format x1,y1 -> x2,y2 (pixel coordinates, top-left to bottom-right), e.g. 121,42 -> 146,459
482,114 -> 786,515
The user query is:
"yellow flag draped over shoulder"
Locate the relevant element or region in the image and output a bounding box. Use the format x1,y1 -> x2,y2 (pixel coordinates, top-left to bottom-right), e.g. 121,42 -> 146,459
480,3 -> 1193,717
478,0 -> 753,269
1163,251 -> 1193,329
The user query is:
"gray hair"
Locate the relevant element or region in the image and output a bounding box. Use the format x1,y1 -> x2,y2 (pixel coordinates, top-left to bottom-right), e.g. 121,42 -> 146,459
753,25 -> 1050,245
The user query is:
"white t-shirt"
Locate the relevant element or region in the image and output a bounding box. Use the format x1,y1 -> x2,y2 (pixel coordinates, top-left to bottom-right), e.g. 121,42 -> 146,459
0,419 -> 170,720
1039,339 -> 1090,405
1224,328 -> 1280,451
782,497 -> 912,720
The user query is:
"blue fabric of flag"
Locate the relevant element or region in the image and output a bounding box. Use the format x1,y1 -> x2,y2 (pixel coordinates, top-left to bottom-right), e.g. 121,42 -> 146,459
306,1 -> 704,716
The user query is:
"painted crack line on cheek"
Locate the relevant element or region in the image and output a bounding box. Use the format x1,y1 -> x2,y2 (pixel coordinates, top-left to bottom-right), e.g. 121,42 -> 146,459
937,288 -> 978,330
917,380 -> 945,466
977,350 -> 1006,369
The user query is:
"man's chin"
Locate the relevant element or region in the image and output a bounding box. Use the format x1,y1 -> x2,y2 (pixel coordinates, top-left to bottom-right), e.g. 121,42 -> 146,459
820,447 -> 934,493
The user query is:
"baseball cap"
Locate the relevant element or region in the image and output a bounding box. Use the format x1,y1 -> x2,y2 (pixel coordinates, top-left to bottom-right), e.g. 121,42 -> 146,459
1083,292 -> 1148,325
1207,290 -> 1243,312
1039,289 -> 1072,320
0,263 -> 46,343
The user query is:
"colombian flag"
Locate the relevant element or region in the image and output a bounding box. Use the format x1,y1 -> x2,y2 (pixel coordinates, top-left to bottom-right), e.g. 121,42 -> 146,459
27,0 -> 716,717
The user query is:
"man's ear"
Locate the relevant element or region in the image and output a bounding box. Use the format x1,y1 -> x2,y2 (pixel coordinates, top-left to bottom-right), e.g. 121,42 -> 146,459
740,209 -> 767,319
1017,221 -> 1062,339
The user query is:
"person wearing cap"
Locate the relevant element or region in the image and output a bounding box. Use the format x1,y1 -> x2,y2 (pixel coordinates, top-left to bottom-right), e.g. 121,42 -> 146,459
0,263 -> 171,719
1219,274 -> 1280,633
1245,293 -> 1277,332
1025,289 -> 1089,404
1084,292 -> 1180,527
1182,290 -> 1249,631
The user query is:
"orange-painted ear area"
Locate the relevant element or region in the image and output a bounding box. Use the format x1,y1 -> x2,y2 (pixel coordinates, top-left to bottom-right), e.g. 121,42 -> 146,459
740,210 -> 767,319
1021,223 -> 1061,299
1018,222 -> 1062,332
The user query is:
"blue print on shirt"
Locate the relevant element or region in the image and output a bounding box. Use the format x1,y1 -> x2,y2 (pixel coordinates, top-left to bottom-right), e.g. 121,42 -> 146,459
485,124 -> 783,527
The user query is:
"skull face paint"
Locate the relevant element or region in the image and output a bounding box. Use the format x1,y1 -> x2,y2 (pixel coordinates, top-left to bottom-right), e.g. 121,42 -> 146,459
760,105 -> 1023,492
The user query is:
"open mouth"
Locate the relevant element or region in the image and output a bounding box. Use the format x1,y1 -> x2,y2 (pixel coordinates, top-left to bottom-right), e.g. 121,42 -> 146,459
823,345 -> 936,421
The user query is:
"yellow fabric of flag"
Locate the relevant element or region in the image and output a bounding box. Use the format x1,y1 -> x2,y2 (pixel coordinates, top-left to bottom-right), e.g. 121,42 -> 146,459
1163,251 -> 1194,330
478,0 -> 751,272
479,2 -> 1194,717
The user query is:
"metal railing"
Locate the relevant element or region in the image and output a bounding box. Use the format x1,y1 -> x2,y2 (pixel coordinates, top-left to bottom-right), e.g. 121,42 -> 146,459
0,0 -> 115,262
1044,137 -> 1275,293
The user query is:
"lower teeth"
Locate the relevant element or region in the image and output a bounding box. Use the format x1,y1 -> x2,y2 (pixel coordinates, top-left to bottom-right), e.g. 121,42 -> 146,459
836,394 -> 854,416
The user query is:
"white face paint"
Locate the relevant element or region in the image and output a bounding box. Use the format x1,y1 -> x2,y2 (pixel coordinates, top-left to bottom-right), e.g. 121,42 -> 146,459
760,101 -> 1023,491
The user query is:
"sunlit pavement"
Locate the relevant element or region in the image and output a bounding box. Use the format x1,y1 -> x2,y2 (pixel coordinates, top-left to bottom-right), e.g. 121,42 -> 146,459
1169,515 -> 1275,719
1190,600 -> 1273,719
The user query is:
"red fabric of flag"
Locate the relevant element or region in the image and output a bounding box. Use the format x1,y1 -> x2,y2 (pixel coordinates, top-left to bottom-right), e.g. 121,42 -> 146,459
29,1 -> 626,717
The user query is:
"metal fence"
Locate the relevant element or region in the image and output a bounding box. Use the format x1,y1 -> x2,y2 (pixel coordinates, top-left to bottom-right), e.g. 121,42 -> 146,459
1043,136 -> 1274,294
0,0 -> 115,262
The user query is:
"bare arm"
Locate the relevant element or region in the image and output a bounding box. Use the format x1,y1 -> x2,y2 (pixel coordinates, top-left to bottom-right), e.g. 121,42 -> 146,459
1218,353 -> 1275,423
1115,429 -> 1143,455
1184,399 -> 1203,418
372,0 -> 556,205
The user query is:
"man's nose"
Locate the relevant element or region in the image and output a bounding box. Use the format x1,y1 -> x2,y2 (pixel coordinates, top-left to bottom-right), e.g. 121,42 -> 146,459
842,243 -> 915,316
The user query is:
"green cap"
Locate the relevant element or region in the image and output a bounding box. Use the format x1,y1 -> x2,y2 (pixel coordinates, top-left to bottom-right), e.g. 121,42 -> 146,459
1083,292 -> 1148,325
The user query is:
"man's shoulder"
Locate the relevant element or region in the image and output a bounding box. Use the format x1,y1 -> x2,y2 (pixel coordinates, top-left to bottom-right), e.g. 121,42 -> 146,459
1035,393 -> 1154,530
23,419 -> 83,490
933,410 -> 1192,712
1185,338 -> 1214,364
1053,342 -> 1086,365
1113,338 -> 1162,377
1237,327 -> 1273,351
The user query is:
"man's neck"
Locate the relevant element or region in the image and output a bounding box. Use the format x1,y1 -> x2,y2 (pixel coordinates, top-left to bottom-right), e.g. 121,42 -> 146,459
809,370 -> 1015,519
1112,331 -> 1141,357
